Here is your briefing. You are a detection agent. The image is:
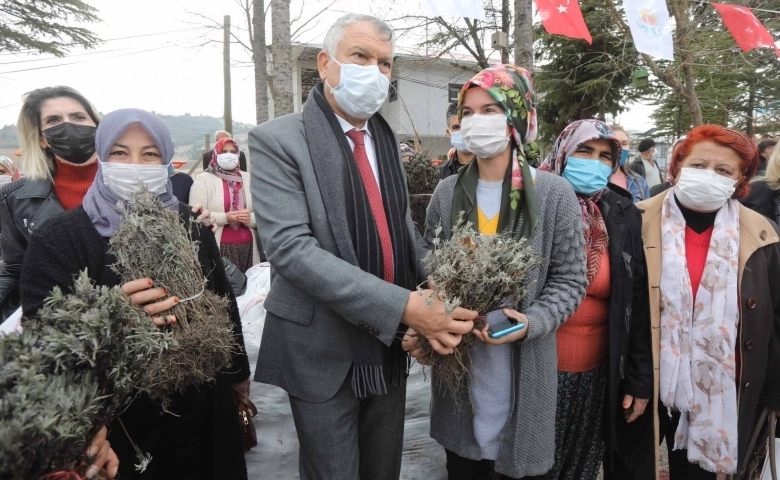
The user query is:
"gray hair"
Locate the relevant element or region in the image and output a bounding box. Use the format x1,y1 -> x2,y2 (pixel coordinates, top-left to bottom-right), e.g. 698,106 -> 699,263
322,14 -> 394,56
214,130 -> 232,140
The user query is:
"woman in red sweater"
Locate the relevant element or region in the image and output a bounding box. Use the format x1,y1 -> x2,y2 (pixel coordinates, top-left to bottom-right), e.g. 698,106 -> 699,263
539,120 -> 653,480
628,125 -> 780,479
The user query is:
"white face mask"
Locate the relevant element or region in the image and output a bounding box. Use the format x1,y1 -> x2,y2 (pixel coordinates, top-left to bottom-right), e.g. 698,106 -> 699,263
674,167 -> 737,212
326,55 -> 390,120
0,175 -> 13,187
101,162 -> 170,201
217,152 -> 239,170
460,114 -> 510,159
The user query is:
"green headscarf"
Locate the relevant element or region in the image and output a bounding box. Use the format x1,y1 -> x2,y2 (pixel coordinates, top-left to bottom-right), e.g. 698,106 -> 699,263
451,64 -> 539,238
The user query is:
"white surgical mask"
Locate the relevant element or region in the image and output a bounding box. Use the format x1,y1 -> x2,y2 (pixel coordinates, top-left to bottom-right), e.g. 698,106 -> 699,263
0,175 -> 13,187
450,131 -> 470,153
674,167 -> 737,212
326,55 -> 390,120
101,162 -> 170,201
460,114 -> 510,159
217,152 -> 239,170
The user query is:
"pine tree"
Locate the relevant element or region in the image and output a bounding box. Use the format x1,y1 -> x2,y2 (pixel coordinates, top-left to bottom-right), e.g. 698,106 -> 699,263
0,0 -> 100,57
534,0 -> 641,143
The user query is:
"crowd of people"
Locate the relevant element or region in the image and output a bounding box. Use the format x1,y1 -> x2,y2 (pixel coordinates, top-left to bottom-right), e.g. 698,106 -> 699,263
0,11 -> 778,480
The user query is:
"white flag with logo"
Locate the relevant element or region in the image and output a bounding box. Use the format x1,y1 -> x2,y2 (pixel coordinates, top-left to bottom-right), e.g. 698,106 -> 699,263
623,0 -> 675,60
421,0 -> 486,20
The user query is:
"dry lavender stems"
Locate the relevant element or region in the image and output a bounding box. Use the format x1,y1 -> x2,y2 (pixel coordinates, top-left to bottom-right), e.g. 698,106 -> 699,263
418,220 -> 543,400
108,189 -> 235,406
0,272 -> 171,480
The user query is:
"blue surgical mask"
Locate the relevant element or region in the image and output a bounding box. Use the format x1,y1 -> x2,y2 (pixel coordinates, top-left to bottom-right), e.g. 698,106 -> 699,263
450,131 -> 470,153
326,55 -> 390,120
562,157 -> 613,195
619,149 -> 629,166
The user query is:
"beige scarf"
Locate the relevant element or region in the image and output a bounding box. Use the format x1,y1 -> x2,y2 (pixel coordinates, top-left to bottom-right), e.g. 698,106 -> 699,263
659,192 -> 740,473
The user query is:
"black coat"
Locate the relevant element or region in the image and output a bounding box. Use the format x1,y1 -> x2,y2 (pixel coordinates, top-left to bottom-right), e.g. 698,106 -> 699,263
170,171 -> 194,204
598,185 -> 654,472
20,204 -> 250,480
741,180 -> 780,224
202,150 -> 247,172
0,178 -> 65,320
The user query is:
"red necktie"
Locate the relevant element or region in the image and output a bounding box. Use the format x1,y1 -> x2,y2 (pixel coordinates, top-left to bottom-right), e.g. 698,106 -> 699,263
345,129 -> 394,284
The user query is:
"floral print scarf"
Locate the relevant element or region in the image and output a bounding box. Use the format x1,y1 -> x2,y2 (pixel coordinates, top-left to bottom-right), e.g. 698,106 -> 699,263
450,64 -> 539,237
659,192 -> 740,473
541,120 -> 621,283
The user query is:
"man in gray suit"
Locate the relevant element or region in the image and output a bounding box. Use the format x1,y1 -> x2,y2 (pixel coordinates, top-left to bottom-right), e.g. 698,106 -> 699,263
248,14 -> 478,480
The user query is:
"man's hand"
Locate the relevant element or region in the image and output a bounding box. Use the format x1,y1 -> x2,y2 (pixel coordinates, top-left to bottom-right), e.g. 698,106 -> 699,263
623,395 -> 649,423
401,327 -> 431,365
402,290 -> 477,355
85,426 -> 119,479
471,309 -> 529,345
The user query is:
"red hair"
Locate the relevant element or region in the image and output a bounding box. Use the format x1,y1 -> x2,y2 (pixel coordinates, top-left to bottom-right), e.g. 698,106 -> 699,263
669,125 -> 758,199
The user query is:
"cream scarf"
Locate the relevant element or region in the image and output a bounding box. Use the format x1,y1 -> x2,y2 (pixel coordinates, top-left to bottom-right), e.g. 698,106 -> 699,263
659,192 -> 740,473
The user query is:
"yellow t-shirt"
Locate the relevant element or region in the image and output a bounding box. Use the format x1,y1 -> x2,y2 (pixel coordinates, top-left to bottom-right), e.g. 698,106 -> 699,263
477,207 -> 499,235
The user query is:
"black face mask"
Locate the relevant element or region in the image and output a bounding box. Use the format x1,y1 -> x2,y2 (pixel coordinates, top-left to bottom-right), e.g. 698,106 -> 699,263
43,122 -> 97,165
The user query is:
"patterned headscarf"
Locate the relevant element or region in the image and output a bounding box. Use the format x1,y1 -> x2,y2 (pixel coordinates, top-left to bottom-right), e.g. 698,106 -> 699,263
0,156 -> 22,180
451,64 -> 539,237
541,119 -> 622,283
208,137 -> 245,211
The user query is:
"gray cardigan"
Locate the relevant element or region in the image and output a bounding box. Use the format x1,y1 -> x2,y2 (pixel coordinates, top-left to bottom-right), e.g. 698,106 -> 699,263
424,171 -> 587,478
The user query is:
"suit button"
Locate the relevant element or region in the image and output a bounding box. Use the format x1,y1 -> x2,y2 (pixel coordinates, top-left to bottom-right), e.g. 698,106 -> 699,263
358,322 -> 366,328
747,298 -> 757,309
760,230 -> 768,240
745,340 -> 754,351
744,382 -> 750,389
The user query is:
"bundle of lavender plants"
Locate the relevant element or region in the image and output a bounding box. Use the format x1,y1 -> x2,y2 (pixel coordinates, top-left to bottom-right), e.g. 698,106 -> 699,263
403,153 -> 440,226
418,221 -> 543,398
108,189 -> 235,405
0,272 -> 171,480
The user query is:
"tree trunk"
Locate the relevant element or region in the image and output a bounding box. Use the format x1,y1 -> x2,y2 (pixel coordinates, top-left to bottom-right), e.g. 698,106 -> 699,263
670,0 -> 703,126
513,0 -> 533,71
501,0 -> 510,64
252,0 -> 269,124
271,0 -> 294,116
746,74 -> 756,136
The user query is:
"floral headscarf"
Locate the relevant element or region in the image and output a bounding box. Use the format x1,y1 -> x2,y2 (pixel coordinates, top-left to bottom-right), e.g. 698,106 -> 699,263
451,64 -> 539,237
541,119 -> 622,283
208,137 -> 245,227
0,156 -> 22,181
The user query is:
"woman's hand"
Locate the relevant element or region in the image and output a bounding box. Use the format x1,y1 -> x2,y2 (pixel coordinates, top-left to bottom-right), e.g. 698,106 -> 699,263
472,308 -> 529,345
233,378 -> 251,397
226,211 -> 241,224
191,204 -> 217,233
121,278 -> 178,326
85,426 -> 119,479
623,395 -> 649,423
237,209 -> 252,226
401,327 -> 432,366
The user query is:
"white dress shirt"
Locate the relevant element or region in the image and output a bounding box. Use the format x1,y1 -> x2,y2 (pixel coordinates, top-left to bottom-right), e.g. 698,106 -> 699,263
335,114 -> 381,190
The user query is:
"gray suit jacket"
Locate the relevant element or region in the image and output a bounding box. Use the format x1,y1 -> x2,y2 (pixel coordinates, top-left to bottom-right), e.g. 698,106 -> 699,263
248,111 -> 425,403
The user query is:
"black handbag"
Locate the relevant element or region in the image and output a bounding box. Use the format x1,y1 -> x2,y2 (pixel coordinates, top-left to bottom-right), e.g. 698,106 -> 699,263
221,257 -> 247,297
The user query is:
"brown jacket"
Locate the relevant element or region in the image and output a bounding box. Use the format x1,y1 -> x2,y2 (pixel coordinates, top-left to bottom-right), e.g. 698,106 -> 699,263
634,192 -> 780,478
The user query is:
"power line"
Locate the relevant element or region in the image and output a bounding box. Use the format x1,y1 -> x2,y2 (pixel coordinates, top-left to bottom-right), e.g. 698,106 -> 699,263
0,48 -> 126,66
0,27 -> 210,57
0,38 -> 204,75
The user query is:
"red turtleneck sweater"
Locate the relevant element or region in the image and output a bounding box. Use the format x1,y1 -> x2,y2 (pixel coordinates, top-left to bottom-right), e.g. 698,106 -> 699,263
52,159 -> 98,210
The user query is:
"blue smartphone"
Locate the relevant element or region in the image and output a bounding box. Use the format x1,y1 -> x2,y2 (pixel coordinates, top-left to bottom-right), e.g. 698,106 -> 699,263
489,320 -> 526,339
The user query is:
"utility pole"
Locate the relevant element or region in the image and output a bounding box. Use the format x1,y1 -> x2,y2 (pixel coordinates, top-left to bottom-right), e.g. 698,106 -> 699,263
223,15 -> 233,135
501,0 -> 510,64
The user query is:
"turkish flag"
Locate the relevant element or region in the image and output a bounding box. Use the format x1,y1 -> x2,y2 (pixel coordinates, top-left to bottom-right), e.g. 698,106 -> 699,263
534,0 -> 592,45
712,3 -> 779,57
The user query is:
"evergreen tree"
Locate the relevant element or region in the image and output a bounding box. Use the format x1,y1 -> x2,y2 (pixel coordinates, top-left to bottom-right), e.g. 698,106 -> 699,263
534,0 -> 642,143
0,0 -> 100,57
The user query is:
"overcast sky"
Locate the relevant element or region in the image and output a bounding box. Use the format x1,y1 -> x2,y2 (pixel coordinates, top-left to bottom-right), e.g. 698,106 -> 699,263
0,0 -> 655,133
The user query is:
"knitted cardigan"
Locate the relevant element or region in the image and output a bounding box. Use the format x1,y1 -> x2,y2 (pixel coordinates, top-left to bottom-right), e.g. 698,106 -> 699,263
423,171 -> 588,478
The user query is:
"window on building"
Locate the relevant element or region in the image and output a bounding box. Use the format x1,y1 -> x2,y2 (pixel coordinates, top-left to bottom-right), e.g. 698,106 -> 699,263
301,68 -> 320,104
448,83 -> 464,104
389,80 -> 398,102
